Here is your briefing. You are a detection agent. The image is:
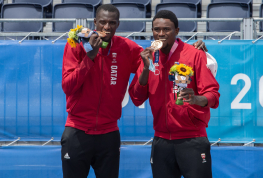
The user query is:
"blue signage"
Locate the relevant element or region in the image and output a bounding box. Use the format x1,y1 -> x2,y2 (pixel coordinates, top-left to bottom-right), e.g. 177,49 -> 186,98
0,40 -> 262,142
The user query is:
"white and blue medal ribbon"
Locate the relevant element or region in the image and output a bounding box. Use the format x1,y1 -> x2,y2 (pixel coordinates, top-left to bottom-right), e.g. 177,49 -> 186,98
154,50 -> 159,63
149,50 -> 159,73
149,50 -> 160,75
149,60 -> 155,72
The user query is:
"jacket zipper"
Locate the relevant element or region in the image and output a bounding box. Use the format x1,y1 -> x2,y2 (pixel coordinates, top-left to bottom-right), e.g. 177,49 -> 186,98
95,57 -> 104,131
165,66 -> 171,140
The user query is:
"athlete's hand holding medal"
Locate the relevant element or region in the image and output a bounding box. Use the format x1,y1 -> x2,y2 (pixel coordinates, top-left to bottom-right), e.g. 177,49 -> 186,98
140,40 -> 164,75
78,28 -> 110,49
77,28 -> 111,60
84,31 -> 103,60
67,26 -> 110,60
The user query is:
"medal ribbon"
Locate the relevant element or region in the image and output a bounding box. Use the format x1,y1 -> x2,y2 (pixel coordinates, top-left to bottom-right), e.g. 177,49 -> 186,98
154,39 -> 179,64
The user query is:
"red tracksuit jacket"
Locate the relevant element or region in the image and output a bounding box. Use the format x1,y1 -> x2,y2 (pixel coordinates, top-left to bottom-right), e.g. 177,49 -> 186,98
129,39 -> 220,140
62,36 -> 143,134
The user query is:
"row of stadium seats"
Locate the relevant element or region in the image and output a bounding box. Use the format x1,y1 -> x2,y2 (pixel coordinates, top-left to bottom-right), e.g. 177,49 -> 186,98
0,0 -> 102,18
0,3 -> 144,33
0,0 -> 151,18
0,0 -> 253,18
0,0 -> 261,38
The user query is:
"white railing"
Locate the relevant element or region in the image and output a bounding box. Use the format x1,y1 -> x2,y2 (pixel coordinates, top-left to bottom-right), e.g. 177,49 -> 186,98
0,18 -> 263,43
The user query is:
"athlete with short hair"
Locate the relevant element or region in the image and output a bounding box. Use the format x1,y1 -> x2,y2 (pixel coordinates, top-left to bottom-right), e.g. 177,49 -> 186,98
129,10 -> 220,178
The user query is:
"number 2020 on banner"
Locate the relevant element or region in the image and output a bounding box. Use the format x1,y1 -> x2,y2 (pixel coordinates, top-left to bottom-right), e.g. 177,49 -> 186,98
231,74 -> 263,109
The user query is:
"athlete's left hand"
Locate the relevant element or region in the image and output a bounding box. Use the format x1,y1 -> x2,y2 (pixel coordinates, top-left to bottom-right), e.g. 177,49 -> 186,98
192,40 -> 208,52
178,88 -> 196,105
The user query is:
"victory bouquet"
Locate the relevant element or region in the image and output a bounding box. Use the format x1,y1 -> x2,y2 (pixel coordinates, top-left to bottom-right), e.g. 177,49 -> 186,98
168,63 -> 194,105
67,25 -> 109,50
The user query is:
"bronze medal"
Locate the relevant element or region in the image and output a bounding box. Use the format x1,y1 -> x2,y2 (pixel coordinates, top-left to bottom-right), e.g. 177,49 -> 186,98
97,31 -> 107,38
151,40 -> 163,51
79,28 -> 107,38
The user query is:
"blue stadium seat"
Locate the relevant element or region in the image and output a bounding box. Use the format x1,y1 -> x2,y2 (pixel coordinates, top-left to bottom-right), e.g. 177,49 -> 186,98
207,3 -> 249,32
207,3 -> 249,39
161,0 -> 200,3
111,0 -> 151,18
0,0 -> 3,12
210,0 -> 252,17
112,3 -> 146,33
12,0 -> 53,18
211,0 -> 251,2
62,0 -> 101,7
62,0 -> 101,15
1,3 -> 43,32
160,0 -> 201,18
52,3 -> 94,32
155,3 -> 197,32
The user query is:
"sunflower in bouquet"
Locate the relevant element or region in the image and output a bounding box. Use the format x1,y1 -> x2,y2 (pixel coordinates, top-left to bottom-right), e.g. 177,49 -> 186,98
168,63 -> 194,105
67,25 -> 83,48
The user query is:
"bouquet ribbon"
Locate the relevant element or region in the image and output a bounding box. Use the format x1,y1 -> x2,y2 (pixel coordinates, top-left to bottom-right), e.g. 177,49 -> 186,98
80,31 -> 97,52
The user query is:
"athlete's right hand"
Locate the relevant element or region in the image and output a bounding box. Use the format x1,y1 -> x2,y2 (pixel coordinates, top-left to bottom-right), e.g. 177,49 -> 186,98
87,33 -> 102,60
140,47 -> 154,70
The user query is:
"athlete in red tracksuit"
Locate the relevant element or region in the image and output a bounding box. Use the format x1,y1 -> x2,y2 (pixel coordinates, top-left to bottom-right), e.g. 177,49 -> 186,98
61,5 -> 142,178
62,31 -> 141,135
129,10 -> 220,178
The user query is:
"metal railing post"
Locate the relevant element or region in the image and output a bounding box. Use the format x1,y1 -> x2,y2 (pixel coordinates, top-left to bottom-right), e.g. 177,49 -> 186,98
52,32 -> 68,43
42,137 -> 54,146
253,19 -> 257,39
19,32 -> 38,44
143,138 -> 153,145
243,139 -> 255,146
211,138 -> 221,146
184,32 -> 203,43
3,137 -> 20,146
243,18 -> 253,40
73,19 -> 77,28
86,18 -> 93,29
76,19 -> 81,27
82,18 -> 87,28
240,20 -> 244,39
218,31 -> 239,43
